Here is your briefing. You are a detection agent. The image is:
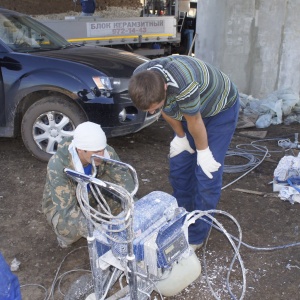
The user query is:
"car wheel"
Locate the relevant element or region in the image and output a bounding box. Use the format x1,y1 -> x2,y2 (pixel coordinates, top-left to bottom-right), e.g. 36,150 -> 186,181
21,96 -> 87,162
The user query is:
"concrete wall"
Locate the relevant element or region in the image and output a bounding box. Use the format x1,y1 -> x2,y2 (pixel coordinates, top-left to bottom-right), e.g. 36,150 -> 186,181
195,0 -> 300,98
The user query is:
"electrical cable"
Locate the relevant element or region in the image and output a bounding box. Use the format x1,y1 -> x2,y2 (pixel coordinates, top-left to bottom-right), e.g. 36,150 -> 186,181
185,209 -> 246,300
57,268 -> 91,297
199,214 -> 300,300
20,247 -> 92,300
45,246 -> 88,300
19,284 -> 48,300
195,136 -> 300,299
224,149 -> 261,173
23,136 -> 300,299
222,143 -> 269,190
45,214 -> 300,300
203,218 -> 300,252
29,212 -> 300,300
222,137 -> 290,189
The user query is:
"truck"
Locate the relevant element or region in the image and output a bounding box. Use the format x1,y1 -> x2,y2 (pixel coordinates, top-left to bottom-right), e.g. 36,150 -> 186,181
39,0 -> 198,57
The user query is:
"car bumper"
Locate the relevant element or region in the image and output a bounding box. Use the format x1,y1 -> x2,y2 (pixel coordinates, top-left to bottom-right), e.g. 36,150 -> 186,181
80,93 -> 161,137
107,110 -> 161,137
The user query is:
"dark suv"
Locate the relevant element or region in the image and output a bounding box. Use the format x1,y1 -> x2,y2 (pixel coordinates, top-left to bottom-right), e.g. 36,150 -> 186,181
0,8 -> 160,161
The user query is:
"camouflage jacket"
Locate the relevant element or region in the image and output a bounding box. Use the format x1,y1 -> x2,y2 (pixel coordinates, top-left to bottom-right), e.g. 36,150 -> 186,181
42,137 -> 134,242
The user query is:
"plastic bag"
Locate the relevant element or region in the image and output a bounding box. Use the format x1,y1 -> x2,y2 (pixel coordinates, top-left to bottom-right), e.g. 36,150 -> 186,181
255,113 -> 272,128
284,113 -> 300,125
275,88 -> 300,116
240,88 -> 300,128
260,95 -> 282,122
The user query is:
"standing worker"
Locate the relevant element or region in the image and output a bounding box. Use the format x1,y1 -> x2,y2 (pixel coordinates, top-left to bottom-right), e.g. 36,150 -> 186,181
42,121 -> 135,248
128,55 -> 240,250
80,0 -> 96,16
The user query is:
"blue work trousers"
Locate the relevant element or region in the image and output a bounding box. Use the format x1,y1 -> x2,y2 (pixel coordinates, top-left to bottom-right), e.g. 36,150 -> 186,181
169,99 -> 240,244
0,253 -> 22,300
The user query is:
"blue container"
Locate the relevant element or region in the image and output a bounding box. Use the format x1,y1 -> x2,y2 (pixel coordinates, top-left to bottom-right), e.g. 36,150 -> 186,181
110,191 -> 179,259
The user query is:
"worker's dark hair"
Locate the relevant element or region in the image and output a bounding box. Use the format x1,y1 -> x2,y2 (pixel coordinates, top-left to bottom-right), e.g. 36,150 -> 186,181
128,70 -> 165,110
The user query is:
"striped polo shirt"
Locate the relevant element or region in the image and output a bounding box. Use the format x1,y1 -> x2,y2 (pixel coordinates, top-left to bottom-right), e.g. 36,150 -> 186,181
134,55 -> 238,120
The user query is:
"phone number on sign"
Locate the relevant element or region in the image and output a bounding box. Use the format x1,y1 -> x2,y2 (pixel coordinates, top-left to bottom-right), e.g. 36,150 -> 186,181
112,28 -> 147,34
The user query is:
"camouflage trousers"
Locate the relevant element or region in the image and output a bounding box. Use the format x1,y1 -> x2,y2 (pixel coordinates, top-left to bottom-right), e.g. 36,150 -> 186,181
47,211 -> 88,247
46,196 -> 130,247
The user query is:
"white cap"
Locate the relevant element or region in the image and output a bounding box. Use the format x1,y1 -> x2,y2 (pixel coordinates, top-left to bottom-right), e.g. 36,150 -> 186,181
73,121 -> 107,151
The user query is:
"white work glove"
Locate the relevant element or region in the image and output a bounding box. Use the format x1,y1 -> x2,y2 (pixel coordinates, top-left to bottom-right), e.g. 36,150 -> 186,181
197,147 -> 221,179
169,135 -> 195,158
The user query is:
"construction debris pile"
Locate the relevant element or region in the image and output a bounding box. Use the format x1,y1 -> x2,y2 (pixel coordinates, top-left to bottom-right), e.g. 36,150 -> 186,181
274,155 -> 300,204
240,88 -> 300,128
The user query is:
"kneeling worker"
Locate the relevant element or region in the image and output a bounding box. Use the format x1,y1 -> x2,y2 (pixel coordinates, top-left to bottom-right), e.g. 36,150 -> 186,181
42,121 -> 134,248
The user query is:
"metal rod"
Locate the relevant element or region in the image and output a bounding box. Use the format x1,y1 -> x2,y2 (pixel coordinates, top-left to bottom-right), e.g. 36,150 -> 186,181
188,32 -> 197,56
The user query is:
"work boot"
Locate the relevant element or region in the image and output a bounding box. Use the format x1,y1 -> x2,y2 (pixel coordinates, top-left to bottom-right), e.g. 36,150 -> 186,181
57,237 -> 70,249
189,242 -> 203,251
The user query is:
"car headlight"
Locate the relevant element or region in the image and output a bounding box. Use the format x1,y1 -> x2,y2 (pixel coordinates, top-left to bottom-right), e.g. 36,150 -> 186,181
93,76 -> 129,93
93,76 -> 112,91
110,77 -> 130,93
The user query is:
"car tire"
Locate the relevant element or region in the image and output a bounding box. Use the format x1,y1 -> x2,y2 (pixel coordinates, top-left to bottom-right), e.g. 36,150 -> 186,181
21,96 -> 87,162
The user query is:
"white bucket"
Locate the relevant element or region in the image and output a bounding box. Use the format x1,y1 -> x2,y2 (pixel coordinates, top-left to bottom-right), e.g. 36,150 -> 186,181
155,250 -> 201,297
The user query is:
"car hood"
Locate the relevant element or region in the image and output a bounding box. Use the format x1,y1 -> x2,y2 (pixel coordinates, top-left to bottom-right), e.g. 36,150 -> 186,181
32,45 -> 149,77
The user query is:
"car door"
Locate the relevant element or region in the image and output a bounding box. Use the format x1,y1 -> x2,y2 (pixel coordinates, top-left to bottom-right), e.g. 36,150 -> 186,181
0,41 -> 8,130
0,39 -> 24,137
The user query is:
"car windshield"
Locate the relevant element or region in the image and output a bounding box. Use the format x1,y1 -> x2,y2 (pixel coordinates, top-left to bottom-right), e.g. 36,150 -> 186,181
0,12 -> 71,52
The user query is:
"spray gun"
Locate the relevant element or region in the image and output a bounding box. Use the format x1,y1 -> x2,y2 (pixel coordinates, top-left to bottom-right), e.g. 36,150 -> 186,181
278,133 -> 300,150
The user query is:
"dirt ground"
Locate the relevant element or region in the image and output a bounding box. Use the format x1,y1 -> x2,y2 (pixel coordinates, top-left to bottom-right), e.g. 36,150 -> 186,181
1,116 -> 300,300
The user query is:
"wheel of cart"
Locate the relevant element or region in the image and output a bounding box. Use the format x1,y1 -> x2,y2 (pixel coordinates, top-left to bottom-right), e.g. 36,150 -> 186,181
64,155 -> 202,300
